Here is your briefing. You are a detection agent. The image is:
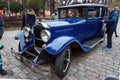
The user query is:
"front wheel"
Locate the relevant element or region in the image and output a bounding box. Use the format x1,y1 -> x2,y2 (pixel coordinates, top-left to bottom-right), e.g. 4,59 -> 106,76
55,46 -> 71,79
18,42 -> 23,62
18,42 -> 21,51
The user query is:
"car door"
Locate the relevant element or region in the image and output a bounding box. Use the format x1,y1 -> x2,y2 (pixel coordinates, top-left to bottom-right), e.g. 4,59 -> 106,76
75,6 -> 103,44
85,7 -> 103,39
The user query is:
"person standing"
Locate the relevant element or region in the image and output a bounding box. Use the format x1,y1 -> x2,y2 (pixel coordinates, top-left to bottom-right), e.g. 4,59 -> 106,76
21,9 -> 37,30
0,10 -> 7,75
51,10 -> 58,20
102,7 -> 119,51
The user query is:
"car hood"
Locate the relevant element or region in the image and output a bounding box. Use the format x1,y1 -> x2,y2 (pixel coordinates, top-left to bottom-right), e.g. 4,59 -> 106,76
43,18 -> 86,27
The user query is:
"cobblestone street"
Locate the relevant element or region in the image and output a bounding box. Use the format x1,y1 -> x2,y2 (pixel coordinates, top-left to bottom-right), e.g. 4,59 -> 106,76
0,18 -> 120,80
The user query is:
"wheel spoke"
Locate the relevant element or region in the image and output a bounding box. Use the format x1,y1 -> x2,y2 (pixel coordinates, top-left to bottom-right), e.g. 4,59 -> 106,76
63,48 -> 71,72
66,58 -> 70,62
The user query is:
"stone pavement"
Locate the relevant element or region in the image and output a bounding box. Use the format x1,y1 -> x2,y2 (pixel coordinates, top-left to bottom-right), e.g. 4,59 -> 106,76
0,18 -> 120,80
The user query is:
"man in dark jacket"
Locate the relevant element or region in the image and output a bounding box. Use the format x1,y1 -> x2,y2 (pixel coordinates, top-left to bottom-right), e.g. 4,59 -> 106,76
0,10 -> 7,75
102,7 -> 119,51
22,9 -> 36,30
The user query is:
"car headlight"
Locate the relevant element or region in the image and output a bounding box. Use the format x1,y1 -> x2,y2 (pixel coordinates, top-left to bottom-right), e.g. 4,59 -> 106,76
41,30 -> 51,42
23,27 -> 31,37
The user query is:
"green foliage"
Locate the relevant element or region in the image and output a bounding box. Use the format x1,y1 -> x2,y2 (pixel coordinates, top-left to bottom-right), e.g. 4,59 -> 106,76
5,25 -> 21,31
0,0 -> 7,10
27,0 -> 44,9
27,0 -> 44,15
10,1 -> 23,13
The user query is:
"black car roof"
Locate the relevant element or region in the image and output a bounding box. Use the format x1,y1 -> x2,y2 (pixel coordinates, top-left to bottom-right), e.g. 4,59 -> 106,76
58,3 -> 107,9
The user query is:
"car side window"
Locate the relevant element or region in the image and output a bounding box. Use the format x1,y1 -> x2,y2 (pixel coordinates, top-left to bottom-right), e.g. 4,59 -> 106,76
68,9 -> 75,18
76,7 -> 87,18
60,10 -> 67,18
88,7 -> 100,18
99,8 -> 102,17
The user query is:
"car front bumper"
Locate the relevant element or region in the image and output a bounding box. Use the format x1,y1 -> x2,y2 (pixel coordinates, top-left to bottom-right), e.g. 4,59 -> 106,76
11,47 -> 51,74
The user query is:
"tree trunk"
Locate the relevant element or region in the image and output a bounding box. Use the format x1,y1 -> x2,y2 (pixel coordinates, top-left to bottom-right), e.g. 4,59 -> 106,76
50,0 -> 55,16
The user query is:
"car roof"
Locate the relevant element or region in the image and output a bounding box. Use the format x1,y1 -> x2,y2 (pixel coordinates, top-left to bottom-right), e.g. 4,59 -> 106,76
58,3 -> 107,9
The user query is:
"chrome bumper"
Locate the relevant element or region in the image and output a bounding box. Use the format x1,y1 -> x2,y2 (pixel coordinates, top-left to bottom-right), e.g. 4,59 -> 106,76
11,48 -> 51,74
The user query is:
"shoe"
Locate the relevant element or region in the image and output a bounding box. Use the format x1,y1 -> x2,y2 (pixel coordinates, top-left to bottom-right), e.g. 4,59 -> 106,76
102,46 -> 111,51
0,69 -> 7,75
102,45 -> 107,50
116,35 -> 119,37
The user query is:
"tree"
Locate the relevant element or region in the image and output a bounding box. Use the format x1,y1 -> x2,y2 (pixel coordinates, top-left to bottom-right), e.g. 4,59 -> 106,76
27,0 -> 44,16
10,1 -> 23,16
0,0 -> 7,10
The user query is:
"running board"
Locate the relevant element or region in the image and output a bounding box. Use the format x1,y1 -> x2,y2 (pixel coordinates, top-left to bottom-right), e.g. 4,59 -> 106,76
83,37 -> 104,48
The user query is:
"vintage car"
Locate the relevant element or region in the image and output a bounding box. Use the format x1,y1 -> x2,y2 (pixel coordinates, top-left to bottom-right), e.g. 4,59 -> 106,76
13,4 -> 108,78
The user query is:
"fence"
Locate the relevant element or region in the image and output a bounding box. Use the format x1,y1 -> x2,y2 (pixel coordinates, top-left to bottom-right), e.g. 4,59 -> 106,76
4,17 -> 22,27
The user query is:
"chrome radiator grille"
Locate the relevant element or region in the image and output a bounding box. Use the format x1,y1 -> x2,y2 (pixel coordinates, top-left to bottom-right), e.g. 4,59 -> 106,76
33,24 -> 45,47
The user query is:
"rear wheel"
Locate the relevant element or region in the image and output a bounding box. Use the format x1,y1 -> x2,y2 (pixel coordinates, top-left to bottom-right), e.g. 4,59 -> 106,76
55,46 -> 71,79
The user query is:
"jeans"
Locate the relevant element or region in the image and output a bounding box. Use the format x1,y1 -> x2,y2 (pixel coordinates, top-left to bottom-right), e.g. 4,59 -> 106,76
0,25 -> 4,38
107,30 -> 114,48
114,30 -> 118,37
0,54 -> 2,70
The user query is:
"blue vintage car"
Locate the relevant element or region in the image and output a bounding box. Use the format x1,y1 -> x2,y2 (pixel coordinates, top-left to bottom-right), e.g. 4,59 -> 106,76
13,4 -> 108,78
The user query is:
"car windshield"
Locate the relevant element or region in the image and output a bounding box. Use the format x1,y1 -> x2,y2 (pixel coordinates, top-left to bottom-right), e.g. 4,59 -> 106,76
59,7 -> 87,19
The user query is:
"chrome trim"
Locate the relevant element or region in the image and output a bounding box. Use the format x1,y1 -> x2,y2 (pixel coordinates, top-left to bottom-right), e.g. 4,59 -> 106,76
90,38 -> 104,48
41,22 -> 50,28
34,47 -> 42,54
41,30 -> 51,42
23,27 -> 31,37
25,51 -> 36,57
11,48 -> 50,73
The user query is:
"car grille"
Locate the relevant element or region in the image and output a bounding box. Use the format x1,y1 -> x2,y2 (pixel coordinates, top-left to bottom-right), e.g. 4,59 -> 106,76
33,24 -> 45,47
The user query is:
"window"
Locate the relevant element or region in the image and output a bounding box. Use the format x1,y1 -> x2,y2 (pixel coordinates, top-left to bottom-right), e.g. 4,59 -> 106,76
59,9 -> 67,18
88,8 -> 100,18
76,7 -> 87,18
68,9 -> 75,18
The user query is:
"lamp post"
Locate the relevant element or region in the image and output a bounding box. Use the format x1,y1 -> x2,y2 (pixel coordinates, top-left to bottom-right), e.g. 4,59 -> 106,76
7,0 -> 11,16
22,0 -> 27,13
43,0 -> 45,17
22,0 -> 28,26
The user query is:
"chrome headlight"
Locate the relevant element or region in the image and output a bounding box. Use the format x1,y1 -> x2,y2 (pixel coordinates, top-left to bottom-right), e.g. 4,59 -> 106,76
41,30 -> 51,42
23,27 -> 31,37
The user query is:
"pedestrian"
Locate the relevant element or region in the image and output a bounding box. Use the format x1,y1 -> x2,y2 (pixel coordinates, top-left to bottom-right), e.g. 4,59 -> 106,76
21,8 -> 37,30
51,10 -> 58,20
68,10 -> 74,18
102,7 -> 119,51
0,10 -> 7,75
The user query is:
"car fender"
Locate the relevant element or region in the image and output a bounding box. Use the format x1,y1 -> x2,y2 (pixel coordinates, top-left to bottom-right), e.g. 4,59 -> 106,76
14,31 -> 34,53
45,36 -> 90,55
15,31 -> 24,40
20,40 -> 34,54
